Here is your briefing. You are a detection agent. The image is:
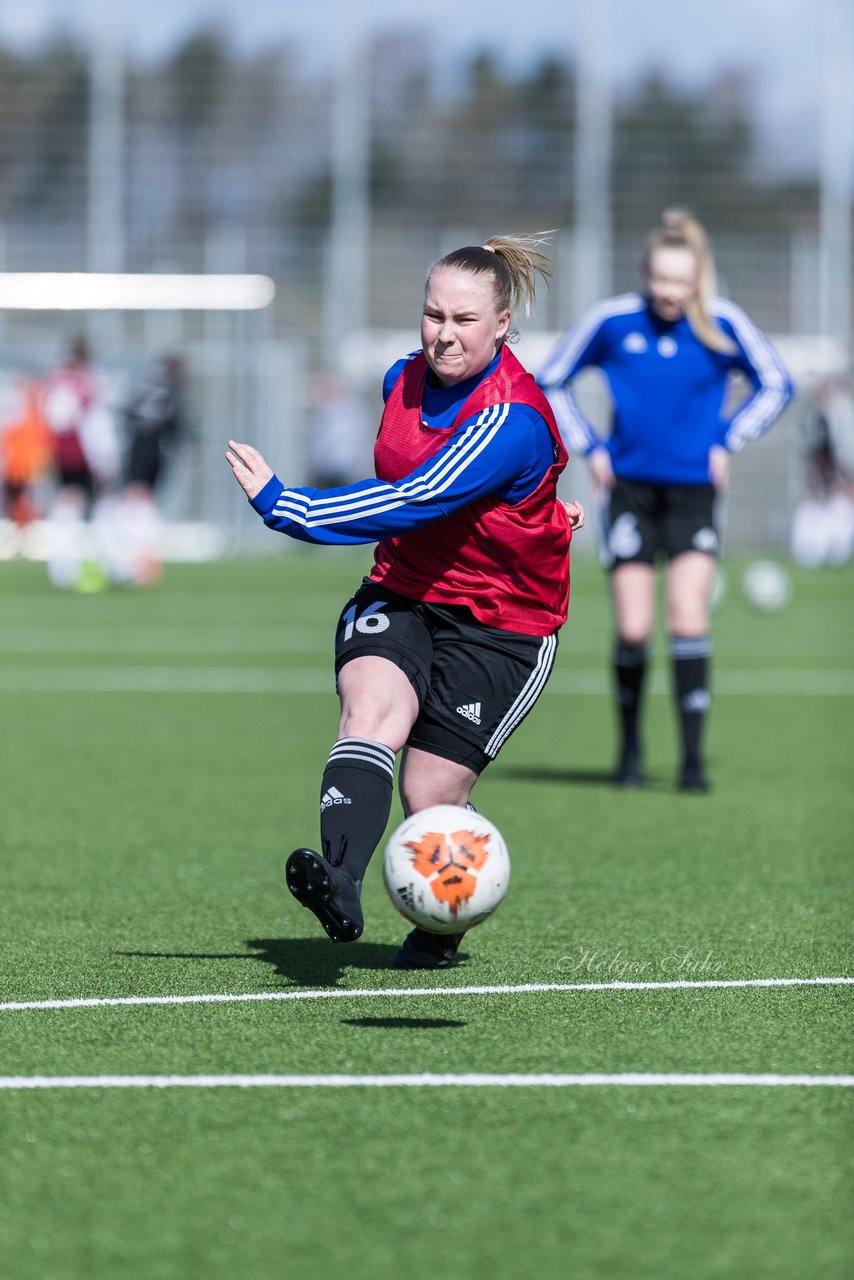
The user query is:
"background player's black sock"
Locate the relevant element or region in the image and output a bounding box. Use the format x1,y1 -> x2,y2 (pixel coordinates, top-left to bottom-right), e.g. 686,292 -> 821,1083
319,737 -> 395,890
670,635 -> 711,772
613,638 -> 649,757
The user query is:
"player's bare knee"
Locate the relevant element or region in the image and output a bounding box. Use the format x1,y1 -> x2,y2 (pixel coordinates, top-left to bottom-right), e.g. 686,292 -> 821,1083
401,779 -> 469,814
399,763 -> 474,815
337,703 -> 385,740
666,608 -> 708,636
618,623 -> 653,647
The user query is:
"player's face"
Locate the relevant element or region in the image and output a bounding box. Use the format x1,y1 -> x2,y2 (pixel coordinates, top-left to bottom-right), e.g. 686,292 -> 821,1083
421,268 -> 511,386
644,246 -> 699,322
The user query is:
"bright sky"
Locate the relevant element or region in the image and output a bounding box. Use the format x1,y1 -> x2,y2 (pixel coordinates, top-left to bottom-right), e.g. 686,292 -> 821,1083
0,0 -> 847,174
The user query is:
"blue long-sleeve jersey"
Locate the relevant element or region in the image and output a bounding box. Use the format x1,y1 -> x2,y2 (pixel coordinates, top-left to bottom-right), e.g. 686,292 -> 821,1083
536,293 -> 794,486
250,351 -> 557,544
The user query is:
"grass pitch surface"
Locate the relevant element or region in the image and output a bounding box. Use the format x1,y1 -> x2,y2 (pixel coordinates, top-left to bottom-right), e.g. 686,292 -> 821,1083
1,549 -> 851,1279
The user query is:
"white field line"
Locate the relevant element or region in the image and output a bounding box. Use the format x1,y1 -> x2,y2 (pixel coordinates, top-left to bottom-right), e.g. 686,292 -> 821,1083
0,667 -> 330,694
1,1072 -> 852,1091
1,667 -> 853,695
2,976 -> 851,1014
0,623 -> 847,657
0,629 -> 323,654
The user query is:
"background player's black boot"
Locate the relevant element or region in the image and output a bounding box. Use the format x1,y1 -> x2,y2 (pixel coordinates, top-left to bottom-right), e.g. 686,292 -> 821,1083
285,848 -> 363,943
613,741 -> 644,788
678,761 -> 710,793
392,927 -> 464,970
612,639 -> 648,788
671,635 -> 711,795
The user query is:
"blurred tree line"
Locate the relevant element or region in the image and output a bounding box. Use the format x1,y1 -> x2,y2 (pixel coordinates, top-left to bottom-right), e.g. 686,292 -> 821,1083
0,25 -> 820,328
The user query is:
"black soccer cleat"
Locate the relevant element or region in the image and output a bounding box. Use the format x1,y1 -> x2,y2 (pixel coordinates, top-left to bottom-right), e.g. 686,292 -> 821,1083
613,743 -> 644,789
392,927 -> 465,971
285,848 -> 364,943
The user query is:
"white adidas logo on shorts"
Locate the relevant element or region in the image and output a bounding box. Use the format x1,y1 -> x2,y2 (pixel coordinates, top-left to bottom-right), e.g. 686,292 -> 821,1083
456,701 -> 482,725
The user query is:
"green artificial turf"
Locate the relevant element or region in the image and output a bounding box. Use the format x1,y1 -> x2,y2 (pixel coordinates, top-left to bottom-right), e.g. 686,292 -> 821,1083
1,549 -> 851,1280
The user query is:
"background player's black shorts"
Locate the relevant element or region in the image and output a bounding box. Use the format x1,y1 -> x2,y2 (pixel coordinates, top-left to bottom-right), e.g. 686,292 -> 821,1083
126,435 -> 166,490
56,464 -> 95,502
603,478 -> 721,568
333,580 -> 559,774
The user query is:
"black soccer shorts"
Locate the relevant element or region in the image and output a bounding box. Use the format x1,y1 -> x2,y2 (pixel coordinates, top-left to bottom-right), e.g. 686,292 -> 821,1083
603,478 -> 721,568
333,580 -> 559,774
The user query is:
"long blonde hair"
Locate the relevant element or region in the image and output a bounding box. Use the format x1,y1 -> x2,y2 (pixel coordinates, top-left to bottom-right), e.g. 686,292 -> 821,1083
431,232 -> 555,344
645,209 -> 736,355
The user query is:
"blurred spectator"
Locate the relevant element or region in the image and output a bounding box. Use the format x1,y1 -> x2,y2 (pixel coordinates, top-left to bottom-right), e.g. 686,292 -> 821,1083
0,375 -> 52,527
42,335 -> 121,590
307,372 -> 372,489
791,373 -> 854,568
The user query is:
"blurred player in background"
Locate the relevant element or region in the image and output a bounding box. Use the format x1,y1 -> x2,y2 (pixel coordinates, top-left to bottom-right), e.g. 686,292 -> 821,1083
538,209 -> 793,791
0,373 -> 51,528
42,335 -> 121,590
306,371 -> 372,490
790,372 -> 854,568
116,353 -> 192,585
227,234 -> 584,970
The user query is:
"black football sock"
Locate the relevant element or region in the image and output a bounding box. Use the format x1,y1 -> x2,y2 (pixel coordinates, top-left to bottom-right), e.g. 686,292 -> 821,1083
319,737 -> 395,890
613,638 -> 649,755
670,635 -> 711,771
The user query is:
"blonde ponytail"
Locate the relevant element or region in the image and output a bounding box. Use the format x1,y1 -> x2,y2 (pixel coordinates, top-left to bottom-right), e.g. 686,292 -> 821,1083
432,232 -> 555,344
481,232 -> 555,318
647,210 -> 736,355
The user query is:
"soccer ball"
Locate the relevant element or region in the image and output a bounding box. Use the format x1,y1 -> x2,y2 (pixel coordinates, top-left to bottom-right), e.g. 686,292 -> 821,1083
741,559 -> 792,612
382,804 -> 510,935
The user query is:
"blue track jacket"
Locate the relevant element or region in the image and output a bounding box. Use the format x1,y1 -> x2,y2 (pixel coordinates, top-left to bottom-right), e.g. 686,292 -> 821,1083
537,293 -> 793,486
